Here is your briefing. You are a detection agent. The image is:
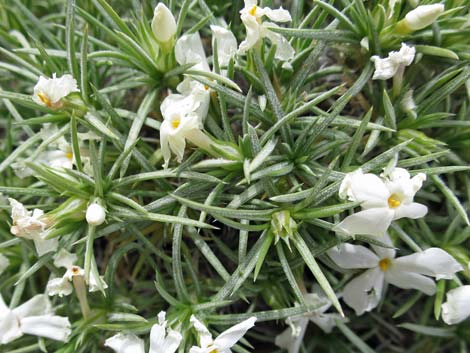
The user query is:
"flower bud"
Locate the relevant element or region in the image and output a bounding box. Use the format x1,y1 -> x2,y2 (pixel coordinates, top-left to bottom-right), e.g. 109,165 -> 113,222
151,3 -> 176,50
86,202 -> 106,226
396,4 -> 444,34
271,210 -> 297,250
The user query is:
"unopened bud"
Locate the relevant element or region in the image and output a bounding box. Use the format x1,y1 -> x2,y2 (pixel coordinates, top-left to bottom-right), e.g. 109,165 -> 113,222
396,4 -> 444,34
86,203 -> 106,226
151,3 -> 176,51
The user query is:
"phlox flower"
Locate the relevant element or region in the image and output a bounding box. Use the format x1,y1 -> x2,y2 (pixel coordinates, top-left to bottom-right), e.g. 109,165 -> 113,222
8,198 -> 58,256
275,290 -> 344,353
0,294 -> 71,344
32,73 -> 79,108
371,43 -> 415,80
238,0 -> 295,63
328,236 -> 462,315
105,311 -> 182,353
46,249 -> 108,297
334,167 -> 427,237
190,315 -> 256,353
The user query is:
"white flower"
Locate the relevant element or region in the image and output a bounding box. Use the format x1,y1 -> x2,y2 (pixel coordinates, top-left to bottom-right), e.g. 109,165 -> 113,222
210,25 -> 238,69
189,315 -> 257,353
275,291 -> 344,353
46,249 -> 108,297
0,254 -> 9,274
105,311 -> 182,353
327,236 -> 463,315
32,73 -> 79,108
86,202 -> 106,226
0,294 -> 71,344
334,167 -> 427,237
401,89 -> 416,114
151,3 -> 177,45
402,4 -> 445,31
371,43 -> 415,80
8,198 -> 58,256
442,286 -> 470,325
175,32 -> 211,73
160,93 -> 213,168
238,0 -> 295,63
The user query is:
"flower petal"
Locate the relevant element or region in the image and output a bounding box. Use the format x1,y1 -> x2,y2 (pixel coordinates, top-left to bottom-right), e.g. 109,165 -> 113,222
263,23 -> 295,62
20,315 -> 71,342
274,317 -> 308,353
238,14 -> 261,54
175,32 -> 210,72
327,243 -> 379,269
53,248 -> 78,269
385,268 -> 436,295
33,237 -> 59,256
190,315 -> 213,348
46,277 -> 73,297
343,267 -> 384,315
339,169 -> 389,208
310,313 -> 342,334
210,25 -> 237,68
0,310 -> 23,344
13,294 -> 52,318
213,316 -> 257,350
263,7 -> 292,22
393,248 -> 463,280
442,286 -> 470,325
105,333 -> 146,353
393,202 -> 428,220
334,208 -> 394,237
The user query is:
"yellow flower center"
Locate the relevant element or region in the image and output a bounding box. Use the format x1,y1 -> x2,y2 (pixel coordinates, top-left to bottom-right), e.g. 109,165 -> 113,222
249,5 -> 257,16
172,119 -> 180,129
378,258 -> 391,272
65,152 -> 73,160
71,266 -> 81,275
37,92 -> 52,107
209,350 -> 218,353
204,85 -> 209,91
387,194 -> 401,208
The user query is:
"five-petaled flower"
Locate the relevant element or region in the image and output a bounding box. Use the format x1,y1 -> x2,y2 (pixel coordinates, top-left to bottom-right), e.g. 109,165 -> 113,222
46,249 -> 108,297
0,294 -> 71,344
334,167 -> 427,237
328,235 -> 462,315
105,311 -> 182,353
238,0 -> 295,64
189,315 -> 256,353
32,73 -> 79,108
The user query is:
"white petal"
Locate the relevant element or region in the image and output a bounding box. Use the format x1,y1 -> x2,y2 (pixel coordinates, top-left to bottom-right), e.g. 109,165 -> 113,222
175,32 -> 210,72
152,330 -> 182,353
339,169 -> 389,208
88,272 -> 108,292
33,74 -> 79,107
334,208 -> 395,237
149,320 -> 165,350
105,333 -> 146,353
343,267 -> 384,315
20,315 -> 71,342
370,234 -> 396,260
210,25 -> 237,68
53,248 -> 78,269
389,43 -> 415,66
238,14 -> 261,54
13,294 -> 52,318
263,7 -> 292,22
274,318 -> 308,353
0,310 -> 23,344
310,313 -> 341,334
190,315 -> 213,348
263,23 -> 295,62
0,253 -> 9,274
327,243 -> 379,269
442,286 -> 470,325
393,202 -> 428,220
213,316 -> 257,350
371,55 -> 399,80
33,237 -> 59,256
393,248 -> 463,280
385,268 -> 436,295
46,277 -> 73,297
151,3 -> 177,43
